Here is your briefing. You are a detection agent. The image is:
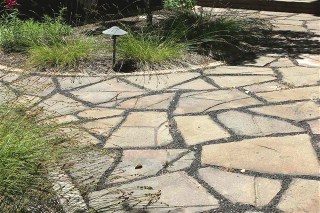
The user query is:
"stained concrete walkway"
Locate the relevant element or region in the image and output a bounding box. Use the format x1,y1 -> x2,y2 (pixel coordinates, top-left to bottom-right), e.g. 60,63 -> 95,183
0,9 -> 319,213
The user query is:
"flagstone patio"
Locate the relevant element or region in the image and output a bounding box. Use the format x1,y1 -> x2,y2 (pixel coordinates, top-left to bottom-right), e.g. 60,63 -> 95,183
0,9 -> 319,213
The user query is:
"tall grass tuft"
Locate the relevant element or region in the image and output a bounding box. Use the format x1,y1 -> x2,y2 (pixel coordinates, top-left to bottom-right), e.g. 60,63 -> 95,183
0,105 -> 62,211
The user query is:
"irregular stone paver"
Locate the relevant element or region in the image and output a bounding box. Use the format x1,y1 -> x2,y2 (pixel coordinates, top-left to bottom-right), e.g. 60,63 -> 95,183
49,115 -> 79,124
78,108 -> 124,119
89,172 -> 219,212
0,72 -> 20,82
106,149 -> 188,184
209,75 -> 276,88
0,84 -> 15,104
243,81 -> 289,92
307,119 -> 320,134
167,151 -> 195,172
256,86 -> 319,102
106,112 -> 172,148
280,67 -> 319,86
205,66 -> 274,75
58,76 -> 105,90
82,117 -> 123,136
242,56 -> 276,66
115,93 -> 175,109
277,179 -> 320,213
59,127 -> 101,146
296,54 -> 320,67
249,101 -> 320,121
37,94 -> 87,117
12,76 -> 55,96
269,57 -> 296,67
175,89 -> 262,114
175,115 -> 230,145
217,110 -> 303,136
124,72 -> 200,90
170,78 -> 217,90
198,167 -> 281,206
202,134 -> 319,175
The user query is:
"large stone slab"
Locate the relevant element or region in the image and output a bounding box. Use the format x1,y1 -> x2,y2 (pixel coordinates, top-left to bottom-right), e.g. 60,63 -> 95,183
175,115 -> 230,145
277,179 -> 320,213
243,81 -> 289,92
242,56 -> 276,67
208,76 -> 276,88
280,67 -> 319,86
11,76 -> 55,96
269,57 -> 296,67
0,83 -> 15,104
249,101 -> 320,121
115,93 -> 175,110
256,86 -> 319,102
89,172 -> 219,212
170,79 -> 217,90
124,72 -> 200,90
198,167 -> 281,206
82,117 -> 123,136
58,76 -> 105,90
204,66 -> 274,75
296,54 -> 320,67
217,110 -> 303,136
106,149 -> 189,184
78,108 -> 124,119
307,119 -> 320,134
37,94 -> 87,117
105,112 -> 172,148
201,134 -> 319,176
174,89 -> 262,114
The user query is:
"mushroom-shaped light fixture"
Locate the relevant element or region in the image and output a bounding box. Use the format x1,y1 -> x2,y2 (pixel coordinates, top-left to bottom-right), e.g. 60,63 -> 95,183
102,26 -> 128,67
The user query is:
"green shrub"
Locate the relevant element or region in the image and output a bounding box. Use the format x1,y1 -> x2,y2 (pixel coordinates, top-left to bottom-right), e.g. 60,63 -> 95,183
29,38 -> 97,68
0,105 -> 62,211
160,9 -> 271,54
164,0 -> 196,10
119,32 -> 187,65
0,13 -> 72,52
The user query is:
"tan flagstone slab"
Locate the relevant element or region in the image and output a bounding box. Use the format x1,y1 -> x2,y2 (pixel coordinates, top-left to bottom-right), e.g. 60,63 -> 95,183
286,13 -> 319,21
167,151 -> 195,172
48,115 -> 79,124
59,127 -> 101,146
175,115 -> 230,145
242,56 -> 276,67
58,77 -> 105,90
307,119 -> 320,134
89,172 -> 219,212
0,84 -> 15,104
78,108 -> 124,119
275,24 -> 307,32
204,66 -> 274,75
296,54 -> 320,67
15,95 -> 41,107
217,110 -> 303,136
269,58 -> 295,67
201,134 -> 319,176
198,167 -> 281,206
280,67 -> 319,86
115,93 -> 175,110
37,94 -> 87,117
169,78 -> 217,90
256,86 -> 319,102
0,72 -> 20,82
124,72 -> 200,90
105,112 -> 172,148
174,89 -> 262,114
82,117 -> 123,136
277,179 -> 320,213
306,20 -> 320,30
273,19 -> 303,26
12,76 -> 55,96
106,149 -> 188,184
208,76 -> 276,88
243,82 -> 289,92
249,101 -> 320,121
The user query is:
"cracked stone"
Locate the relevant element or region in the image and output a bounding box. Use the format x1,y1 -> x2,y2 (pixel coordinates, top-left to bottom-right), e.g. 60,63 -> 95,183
106,149 -> 188,184
82,117 -> 123,136
201,134 -> 319,175
175,115 -> 230,145
174,89 -> 261,114
89,172 -> 219,212
37,94 -> 87,117
198,167 -> 281,206
243,81 -> 289,92
208,76 -> 276,88
124,72 -> 200,90
105,112 -> 172,148
204,66 -> 274,75
277,179 -> 320,213
217,110 -> 303,136
256,86 -> 319,102
249,101 -> 320,121
169,79 -> 217,90
280,67 -> 319,86
307,119 -> 320,134
115,93 -> 175,110
78,108 -> 124,119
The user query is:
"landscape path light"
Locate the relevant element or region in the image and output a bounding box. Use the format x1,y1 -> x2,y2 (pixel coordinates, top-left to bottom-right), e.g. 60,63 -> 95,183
102,26 -> 128,68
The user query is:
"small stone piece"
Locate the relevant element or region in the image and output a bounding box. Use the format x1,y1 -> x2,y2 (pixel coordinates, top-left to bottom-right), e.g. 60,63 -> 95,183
198,167 -> 281,206
217,110 -> 303,136
201,134 -> 319,176
278,179 -> 320,213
